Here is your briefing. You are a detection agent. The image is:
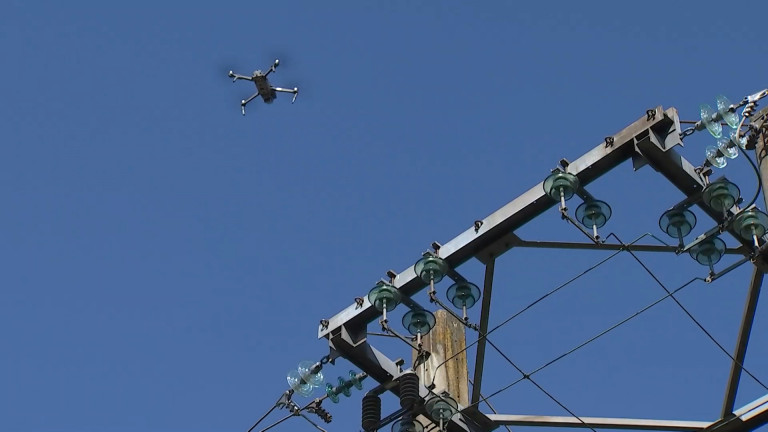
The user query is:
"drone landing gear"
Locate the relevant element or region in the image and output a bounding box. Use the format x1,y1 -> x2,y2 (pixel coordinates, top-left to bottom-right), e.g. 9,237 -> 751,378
274,87 -> 299,103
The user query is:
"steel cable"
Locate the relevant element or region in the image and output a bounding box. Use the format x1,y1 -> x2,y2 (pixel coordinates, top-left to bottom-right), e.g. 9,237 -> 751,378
466,276 -> 704,409
607,233 -> 768,392
429,233 -> 659,388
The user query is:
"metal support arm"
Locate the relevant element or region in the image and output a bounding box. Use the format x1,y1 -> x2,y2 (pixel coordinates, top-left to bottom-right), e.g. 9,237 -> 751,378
487,414 -> 709,431
319,107 -> 678,342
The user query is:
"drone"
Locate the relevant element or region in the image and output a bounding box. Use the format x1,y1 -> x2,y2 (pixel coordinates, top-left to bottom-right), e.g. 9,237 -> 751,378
228,59 -> 299,115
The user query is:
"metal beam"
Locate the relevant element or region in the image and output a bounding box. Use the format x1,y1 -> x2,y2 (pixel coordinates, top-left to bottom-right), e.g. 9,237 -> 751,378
721,268 -> 763,416
471,259 -> 495,405
735,393 -> 768,425
487,414 -> 709,431
319,106 -> 767,432
505,237 -> 746,255
633,121 -> 768,270
328,324 -> 494,432
323,108 -> 680,432
319,106 -> 674,341
328,324 -> 404,386
707,394 -> 768,432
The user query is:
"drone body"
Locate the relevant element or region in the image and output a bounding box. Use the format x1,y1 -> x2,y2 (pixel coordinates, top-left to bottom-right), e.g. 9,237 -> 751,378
228,59 -> 299,115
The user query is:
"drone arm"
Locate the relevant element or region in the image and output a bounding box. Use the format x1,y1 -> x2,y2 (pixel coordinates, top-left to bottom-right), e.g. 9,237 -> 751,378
265,59 -> 280,77
273,87 -> 299,103
240,92 -> 260,115
228,71 -> 254,83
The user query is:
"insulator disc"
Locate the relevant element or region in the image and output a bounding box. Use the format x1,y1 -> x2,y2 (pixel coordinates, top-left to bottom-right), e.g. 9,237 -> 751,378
392,417 -> 424,432
447,281 -> 481,309
326,383 -> 339,403
349,370 -> 364,390
297,360 -> 323,387
414,256 -> 449,284
658,208 -> 696,239
734,210 -> 768,241
543,172 -> 579,201
701,104 -> 723,138
703,180 -> 740,213
287,369 -> 313,397
717,95 -> 740,129
705,146 -> 727,168
688,237 -> 726,266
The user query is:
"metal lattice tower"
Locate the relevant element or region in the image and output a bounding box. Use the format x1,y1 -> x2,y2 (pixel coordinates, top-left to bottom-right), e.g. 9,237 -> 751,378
314,103 -> 768,432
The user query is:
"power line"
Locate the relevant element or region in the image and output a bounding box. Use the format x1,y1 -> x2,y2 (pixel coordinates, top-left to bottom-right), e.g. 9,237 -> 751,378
738,146 -> 762,208
467,376 -> 513,432
483,338 -> 598,432
467,276 -> 705,409
429,233 -> 661,389
246,392 -> 291,432
608,233 -> 768,392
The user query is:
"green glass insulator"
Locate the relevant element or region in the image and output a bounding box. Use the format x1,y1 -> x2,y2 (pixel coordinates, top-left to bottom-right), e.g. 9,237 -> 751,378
368,282 -> 401,312
414,256 -> 449,283
446,281 -> 481,309
733,210 -> 768,240
349,370 -> 364,390
543,172 -> 579,201
702,180 -> 740,213
326,383 -> 340,403
689,237 -> 726,266
402,309 -> 436,336
339,377 -> 351,397
659,208 -> 696,239
575,199 -> 612,229
425,396 -> 458,421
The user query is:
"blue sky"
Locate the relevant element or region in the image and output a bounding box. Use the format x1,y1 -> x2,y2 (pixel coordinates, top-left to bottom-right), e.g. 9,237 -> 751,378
3,2 -> 768,432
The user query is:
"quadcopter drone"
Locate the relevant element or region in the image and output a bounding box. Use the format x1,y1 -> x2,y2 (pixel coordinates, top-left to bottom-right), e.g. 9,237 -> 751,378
228,59 -> 299,115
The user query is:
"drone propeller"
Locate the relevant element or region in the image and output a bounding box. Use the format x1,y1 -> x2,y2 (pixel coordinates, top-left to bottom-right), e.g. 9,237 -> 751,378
292,87 -> 299,103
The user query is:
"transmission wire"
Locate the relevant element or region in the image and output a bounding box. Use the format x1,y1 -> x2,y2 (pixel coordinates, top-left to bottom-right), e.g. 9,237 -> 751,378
483,338 -> 598,432
527,277 -> 704,376
429,232 -> 657,389
467,376 -> 513,432
465,276 -> 705,410
246,392 -> 289,432
607,233 -> 768,391
738,146 -> 762,208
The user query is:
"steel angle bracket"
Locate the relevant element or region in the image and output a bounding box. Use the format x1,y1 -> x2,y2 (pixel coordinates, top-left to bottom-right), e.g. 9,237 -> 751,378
327,324 -> 403,385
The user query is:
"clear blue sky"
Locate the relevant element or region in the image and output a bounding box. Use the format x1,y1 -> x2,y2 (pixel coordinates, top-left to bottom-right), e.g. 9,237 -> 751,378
3,2 -> 768,432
